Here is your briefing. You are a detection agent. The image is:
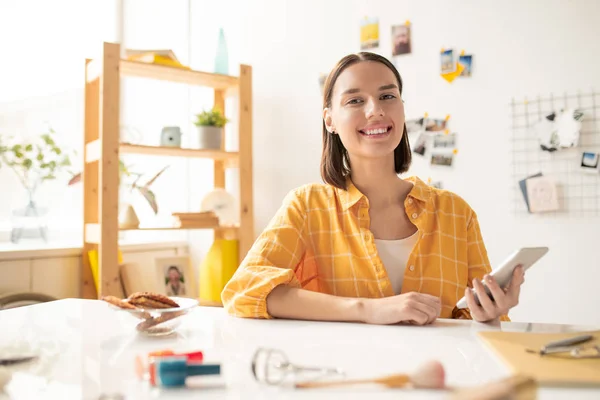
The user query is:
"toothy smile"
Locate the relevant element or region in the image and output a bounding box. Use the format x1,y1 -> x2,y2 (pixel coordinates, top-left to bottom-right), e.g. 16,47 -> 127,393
358,125 -> 392,136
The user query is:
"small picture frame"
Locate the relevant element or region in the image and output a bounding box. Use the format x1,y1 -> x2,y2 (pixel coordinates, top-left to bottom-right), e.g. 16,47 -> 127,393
580,151 -> 600,173
155,256 -> 196,298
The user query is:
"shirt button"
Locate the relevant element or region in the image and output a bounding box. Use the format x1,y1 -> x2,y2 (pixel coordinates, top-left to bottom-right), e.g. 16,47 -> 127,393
408,198 -> 413,204
412,213 -> 418,219
409,265 -> 415,272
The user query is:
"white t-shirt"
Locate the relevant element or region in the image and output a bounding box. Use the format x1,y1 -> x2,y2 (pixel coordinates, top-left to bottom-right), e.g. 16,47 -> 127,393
374,231 -> 419,295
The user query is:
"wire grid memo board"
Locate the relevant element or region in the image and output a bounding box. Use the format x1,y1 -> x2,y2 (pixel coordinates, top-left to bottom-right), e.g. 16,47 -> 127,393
510,90 -> 600,217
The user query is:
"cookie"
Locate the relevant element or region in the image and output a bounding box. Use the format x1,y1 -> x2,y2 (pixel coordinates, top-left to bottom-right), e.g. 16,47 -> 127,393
101,295 -> 137,310
128,292 -> 180,309
136,310 -> 186,332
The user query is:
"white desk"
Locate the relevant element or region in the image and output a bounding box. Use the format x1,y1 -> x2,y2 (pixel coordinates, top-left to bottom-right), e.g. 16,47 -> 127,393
0,299 -> 598,400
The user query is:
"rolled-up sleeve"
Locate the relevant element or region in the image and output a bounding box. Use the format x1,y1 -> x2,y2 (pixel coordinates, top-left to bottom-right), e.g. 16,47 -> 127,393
221,188 -> 307,319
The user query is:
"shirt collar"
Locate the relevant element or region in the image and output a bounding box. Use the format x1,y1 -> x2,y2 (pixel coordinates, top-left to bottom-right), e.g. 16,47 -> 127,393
336,175 -> 431,211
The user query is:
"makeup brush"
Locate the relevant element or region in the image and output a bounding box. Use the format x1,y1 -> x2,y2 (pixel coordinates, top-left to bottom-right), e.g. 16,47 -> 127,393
295,360 -> 445,389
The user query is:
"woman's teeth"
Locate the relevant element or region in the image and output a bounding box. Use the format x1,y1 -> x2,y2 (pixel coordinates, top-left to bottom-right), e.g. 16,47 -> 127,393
362,127 -> 389,135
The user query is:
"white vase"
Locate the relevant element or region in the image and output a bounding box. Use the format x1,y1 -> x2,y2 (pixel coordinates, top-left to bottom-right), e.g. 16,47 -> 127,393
197,126 -> 223,150
119,204 -> 140,229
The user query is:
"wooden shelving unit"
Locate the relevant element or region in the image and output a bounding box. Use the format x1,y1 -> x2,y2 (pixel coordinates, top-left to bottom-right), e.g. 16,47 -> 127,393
82,42 -> 254,299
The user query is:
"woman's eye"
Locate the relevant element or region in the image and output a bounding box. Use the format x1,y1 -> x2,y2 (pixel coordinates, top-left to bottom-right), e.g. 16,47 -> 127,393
381,94 -> 396,100
347,98 -> 363,105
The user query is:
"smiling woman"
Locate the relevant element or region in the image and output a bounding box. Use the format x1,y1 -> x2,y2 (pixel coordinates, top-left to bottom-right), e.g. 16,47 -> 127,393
221,52 -> 524,326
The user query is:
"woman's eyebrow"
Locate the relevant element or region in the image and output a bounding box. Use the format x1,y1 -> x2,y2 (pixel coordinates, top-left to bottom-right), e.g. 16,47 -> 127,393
379,84 -> 398,91
341,84 -> 398,96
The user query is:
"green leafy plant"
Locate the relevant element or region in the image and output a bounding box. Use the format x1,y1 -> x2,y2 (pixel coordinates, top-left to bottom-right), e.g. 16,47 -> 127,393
0,128 -> 74,194
194,107 -> 228,128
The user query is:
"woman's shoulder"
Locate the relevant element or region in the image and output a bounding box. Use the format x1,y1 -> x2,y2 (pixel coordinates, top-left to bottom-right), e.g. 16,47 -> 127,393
406,176 -> 475,217
282,182 -> 337,208
429,186 -> 477,219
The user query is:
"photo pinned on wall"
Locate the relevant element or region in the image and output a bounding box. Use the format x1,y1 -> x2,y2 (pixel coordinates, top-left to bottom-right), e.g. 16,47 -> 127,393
428,179 -> 443,189
412,132 -> 427,156
155,256 -> 196,298
318,73 -> 328,95
431,153 -> 454,167
360,17 -> 379,50
525,175 -> 560,213
440,48 -> 465,83
391,21 -> 411,56
580,151 -> 600,173
425,118 -> 448,132
433,132 -> 457,149
406,117 -> 425,134
458,53 -> 473,77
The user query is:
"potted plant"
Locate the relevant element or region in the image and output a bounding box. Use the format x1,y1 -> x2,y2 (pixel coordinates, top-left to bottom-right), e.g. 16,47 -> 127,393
0,128 -> 75,242
69,161 -> 168,229
193,107 -> 228,150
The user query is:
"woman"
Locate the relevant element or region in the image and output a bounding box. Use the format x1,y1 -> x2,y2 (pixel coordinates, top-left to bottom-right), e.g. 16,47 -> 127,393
165,266 -> 186,296
221,52 -> 524,325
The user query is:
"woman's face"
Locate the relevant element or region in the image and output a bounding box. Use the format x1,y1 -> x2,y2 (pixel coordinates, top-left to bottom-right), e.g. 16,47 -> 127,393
168,269 -> 180,283
324,61 -> 405,162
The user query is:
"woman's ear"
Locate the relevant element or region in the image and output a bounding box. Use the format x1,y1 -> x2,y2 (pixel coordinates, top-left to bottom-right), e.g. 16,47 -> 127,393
323,108 -> 335,133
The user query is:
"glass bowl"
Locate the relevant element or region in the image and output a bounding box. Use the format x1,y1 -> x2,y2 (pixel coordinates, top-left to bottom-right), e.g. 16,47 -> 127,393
106,296 -> 199,336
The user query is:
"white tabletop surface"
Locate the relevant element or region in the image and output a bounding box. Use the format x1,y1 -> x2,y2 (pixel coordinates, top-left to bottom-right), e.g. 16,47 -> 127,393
0,299 -> 599,400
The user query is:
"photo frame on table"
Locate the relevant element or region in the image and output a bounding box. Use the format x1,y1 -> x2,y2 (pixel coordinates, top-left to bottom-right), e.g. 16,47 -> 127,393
154,256 -> 196,298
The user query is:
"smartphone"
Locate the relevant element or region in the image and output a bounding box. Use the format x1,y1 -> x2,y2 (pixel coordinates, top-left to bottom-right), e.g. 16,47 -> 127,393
456,247 -> 549,309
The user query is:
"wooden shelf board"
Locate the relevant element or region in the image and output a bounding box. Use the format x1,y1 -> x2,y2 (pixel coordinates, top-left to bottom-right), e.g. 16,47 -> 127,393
84,223 -> 238,244
120,60 -> 239,90
120,143 -> 238,166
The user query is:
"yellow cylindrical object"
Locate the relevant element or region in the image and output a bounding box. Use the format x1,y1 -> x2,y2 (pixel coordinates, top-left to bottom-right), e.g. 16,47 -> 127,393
199,239 -> 239,303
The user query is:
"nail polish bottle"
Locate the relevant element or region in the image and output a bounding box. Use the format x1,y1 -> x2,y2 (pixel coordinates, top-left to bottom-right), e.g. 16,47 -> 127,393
154,356 -> 221,388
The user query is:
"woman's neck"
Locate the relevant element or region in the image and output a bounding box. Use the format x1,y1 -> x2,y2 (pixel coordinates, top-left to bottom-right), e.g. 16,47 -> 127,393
349,156 -> 412,209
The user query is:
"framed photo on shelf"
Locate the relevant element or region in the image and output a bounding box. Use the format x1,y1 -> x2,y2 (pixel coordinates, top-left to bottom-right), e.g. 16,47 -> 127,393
155,256 -> 196,298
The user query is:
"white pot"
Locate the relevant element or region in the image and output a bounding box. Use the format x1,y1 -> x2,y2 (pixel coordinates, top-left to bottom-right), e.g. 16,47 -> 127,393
197,125 -> 223,150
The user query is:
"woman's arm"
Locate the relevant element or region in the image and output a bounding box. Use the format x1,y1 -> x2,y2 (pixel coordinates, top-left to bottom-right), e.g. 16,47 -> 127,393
267,285 -> 442,325
221,188 -> 308,318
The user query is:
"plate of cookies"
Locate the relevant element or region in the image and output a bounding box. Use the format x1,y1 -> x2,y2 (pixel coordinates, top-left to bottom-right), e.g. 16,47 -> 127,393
101,292 -> 198,336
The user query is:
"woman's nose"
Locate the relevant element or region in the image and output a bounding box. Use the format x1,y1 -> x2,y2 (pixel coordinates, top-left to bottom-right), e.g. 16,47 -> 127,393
365,98 -> 385,119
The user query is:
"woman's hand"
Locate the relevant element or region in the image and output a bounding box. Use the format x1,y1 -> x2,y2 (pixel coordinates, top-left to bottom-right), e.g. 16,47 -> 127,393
361,292 -> 441,325
465,265 -> 525,322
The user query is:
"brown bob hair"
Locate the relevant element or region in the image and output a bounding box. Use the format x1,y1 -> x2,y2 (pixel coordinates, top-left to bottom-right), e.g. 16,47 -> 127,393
320,52 -> 412,190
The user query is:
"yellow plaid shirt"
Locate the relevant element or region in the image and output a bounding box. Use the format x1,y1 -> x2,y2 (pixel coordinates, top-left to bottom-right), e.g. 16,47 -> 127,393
222,176 -> 509,321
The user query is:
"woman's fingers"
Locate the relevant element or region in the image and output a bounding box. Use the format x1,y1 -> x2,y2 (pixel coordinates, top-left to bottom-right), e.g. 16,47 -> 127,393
473,278 -> 496,318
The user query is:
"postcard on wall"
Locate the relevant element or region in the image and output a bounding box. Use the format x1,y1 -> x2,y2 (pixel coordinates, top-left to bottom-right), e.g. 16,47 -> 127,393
440,49 -> 455,74
360,17 -> 379,50
425,118 -> 447,132
458,54 -> 473,77
391,23 -> 411,56
433,132 -> 456,149
526,175 -> 559,213
431,152 -> 454,167
580,151 -> 600,173
406,118 -> 425,134
412,132 -> 427,156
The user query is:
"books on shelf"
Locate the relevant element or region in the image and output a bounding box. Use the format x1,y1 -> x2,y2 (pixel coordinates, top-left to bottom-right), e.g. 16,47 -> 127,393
124,48 -> 190,70
172,211 -> 219,228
